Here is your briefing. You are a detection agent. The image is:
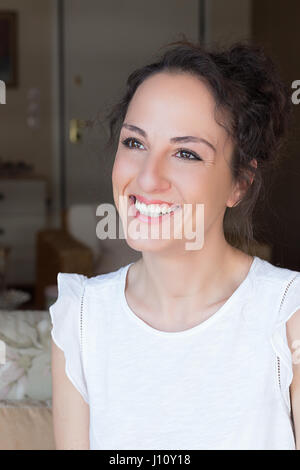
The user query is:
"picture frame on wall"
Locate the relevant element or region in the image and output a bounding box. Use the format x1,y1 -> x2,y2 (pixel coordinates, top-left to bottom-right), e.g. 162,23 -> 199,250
0,11 -> 18,88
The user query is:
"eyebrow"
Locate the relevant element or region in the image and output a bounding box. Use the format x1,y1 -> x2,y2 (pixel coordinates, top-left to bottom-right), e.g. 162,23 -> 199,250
121,123 -> 217,153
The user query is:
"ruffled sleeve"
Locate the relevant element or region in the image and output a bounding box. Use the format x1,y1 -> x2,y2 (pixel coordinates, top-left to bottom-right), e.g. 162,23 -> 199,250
271,271 -> 300,413
49,272 -> 89,405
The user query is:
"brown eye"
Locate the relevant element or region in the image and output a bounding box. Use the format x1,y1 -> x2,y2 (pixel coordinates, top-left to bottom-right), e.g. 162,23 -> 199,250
122,138 -> 144,149
175,149 -> 202,161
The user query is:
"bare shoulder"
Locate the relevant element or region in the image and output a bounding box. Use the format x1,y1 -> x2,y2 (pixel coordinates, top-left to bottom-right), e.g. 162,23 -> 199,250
287,309 -> 300,379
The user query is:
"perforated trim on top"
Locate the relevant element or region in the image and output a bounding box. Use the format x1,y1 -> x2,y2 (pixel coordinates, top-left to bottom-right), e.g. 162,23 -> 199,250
79,279 -> 90,403
80,282 -> 86,355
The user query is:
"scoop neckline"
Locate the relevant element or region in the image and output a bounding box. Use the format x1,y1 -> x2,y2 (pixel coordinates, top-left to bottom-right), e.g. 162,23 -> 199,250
120,255 -> 259,338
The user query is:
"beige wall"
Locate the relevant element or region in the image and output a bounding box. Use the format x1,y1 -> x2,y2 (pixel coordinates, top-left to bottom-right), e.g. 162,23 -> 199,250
0,0 -> 55,187
205,0 -> 252,45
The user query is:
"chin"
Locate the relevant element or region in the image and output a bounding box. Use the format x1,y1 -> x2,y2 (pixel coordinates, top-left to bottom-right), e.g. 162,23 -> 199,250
124,232 -> 181,253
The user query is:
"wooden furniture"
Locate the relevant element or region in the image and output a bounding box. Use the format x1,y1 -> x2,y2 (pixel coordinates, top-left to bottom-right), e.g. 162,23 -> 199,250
35,228 -> 94,309
0,178 -> 47,285
0,245 -> 11,292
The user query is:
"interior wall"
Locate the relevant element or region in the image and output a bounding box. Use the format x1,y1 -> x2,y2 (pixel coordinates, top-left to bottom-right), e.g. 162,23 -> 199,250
0,0 -> 54,187
63,0 -> 201,212
205,0 -> 252,45
252,0 -> 300,270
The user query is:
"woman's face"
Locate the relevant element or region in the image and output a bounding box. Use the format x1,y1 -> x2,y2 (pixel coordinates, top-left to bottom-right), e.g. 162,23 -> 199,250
112,71 -> 242,253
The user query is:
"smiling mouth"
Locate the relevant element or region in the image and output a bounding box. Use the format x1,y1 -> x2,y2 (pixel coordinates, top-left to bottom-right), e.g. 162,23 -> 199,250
128,194 -> 181,218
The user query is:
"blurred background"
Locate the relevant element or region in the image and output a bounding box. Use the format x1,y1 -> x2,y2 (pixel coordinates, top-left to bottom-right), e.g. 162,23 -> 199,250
0,0 -> 299,449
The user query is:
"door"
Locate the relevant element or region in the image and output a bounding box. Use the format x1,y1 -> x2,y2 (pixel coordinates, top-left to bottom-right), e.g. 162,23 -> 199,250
62,0 -> 201,209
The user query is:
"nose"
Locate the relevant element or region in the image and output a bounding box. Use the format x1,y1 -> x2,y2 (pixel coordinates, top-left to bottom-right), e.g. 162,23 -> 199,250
136,152 -> 171,194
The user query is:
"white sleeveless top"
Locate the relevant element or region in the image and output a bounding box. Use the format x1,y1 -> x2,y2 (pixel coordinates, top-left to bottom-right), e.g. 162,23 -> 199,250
49,255 -> 300,450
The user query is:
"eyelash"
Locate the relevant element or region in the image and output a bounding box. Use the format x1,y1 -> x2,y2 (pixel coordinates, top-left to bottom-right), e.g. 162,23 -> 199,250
121,137 -> 202,162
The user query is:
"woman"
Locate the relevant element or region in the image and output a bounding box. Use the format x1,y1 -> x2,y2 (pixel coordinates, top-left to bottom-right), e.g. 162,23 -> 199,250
50,39 -> 300,450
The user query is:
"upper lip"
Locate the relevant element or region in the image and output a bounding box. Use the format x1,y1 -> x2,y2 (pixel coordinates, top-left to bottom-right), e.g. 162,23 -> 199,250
130,194 -> 176,206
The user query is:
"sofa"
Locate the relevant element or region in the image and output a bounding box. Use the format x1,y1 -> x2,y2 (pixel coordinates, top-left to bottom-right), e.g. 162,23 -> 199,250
0,399 -> 54,450
0,309 -> 55,449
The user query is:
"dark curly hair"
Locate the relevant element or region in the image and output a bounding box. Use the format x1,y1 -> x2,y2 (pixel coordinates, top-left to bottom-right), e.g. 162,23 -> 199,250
104,38 -> 292,252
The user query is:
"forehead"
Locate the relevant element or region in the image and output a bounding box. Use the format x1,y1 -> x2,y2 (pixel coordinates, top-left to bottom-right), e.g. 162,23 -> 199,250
125,71 -> 228,145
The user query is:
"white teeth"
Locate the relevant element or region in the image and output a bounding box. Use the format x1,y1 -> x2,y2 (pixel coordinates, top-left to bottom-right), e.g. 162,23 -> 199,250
133,198 -> 180,217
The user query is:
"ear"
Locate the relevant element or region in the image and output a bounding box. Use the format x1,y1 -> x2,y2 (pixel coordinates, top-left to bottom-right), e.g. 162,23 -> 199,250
227,158 -> 257,208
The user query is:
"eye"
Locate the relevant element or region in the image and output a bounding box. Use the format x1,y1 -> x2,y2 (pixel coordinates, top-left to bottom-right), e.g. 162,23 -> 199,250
121,137 -> 145,150
121,137 -> 202,162
175,149 -> 202,162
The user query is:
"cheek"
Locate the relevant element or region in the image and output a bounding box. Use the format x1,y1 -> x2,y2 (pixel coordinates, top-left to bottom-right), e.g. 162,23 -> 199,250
111,160 -> 118,189
181,171 -> 212,205
185,169 -> 230,214
112,153 -> 136,212
112,156 -> 124,208
112,154 -> 125,190
112,152 -> 134,186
